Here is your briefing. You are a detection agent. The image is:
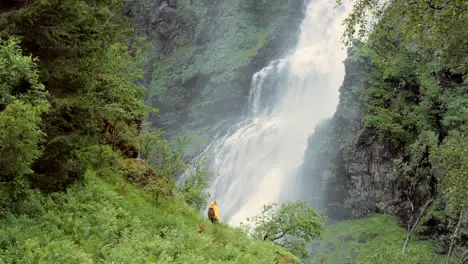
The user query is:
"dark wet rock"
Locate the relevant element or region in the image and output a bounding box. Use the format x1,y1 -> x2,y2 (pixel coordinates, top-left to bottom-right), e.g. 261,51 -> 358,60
434,245 -> 448,255
299,44 -> 401,220
0,0 -> 28,12
325,242 -> 336,252
340,233 -> 352,243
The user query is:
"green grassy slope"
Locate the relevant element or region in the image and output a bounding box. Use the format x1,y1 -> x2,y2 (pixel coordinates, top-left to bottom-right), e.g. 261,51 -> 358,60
310,215 -> 445,264
0,170 -> 297,264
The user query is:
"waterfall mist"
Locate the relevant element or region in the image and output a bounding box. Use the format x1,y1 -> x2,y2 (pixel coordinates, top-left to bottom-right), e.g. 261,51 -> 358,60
197,0 -> 350,226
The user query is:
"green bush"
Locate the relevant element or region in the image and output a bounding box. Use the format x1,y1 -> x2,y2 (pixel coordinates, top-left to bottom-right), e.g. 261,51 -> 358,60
177,158 -> 211,211
0,38 -> 49,183
77,145 -> 117,171
243,201 -> 327,260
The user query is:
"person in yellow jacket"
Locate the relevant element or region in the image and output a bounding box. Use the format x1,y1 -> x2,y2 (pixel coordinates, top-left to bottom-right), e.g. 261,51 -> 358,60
207,200 -> 220,223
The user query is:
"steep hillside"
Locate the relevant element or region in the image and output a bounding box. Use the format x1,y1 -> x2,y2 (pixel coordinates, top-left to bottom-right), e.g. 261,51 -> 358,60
0,169 -> 298,263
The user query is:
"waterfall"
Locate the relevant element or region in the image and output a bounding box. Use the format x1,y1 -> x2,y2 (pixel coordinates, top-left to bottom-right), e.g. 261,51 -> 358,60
196,0 -> 350,226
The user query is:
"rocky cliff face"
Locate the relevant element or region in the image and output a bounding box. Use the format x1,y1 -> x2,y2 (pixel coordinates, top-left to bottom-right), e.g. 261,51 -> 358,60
300,35 -> 467,258
299,46 -> 402,220
0,0 -> 28,12
124,0 -> 305,150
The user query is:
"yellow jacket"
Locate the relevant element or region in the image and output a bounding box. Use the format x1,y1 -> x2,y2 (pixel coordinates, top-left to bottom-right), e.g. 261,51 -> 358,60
209,203 -> 220,221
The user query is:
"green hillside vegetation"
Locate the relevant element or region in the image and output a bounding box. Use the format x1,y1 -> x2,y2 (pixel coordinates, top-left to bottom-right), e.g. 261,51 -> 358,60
311,215 -> 445,264
0,168 -> 298,263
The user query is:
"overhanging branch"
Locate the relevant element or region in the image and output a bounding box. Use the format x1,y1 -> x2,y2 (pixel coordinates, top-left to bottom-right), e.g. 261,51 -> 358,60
425,0 -> 450,10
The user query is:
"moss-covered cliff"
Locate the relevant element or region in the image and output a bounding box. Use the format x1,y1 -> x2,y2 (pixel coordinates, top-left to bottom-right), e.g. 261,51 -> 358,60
125,0 -> 304,143
300,0 -> 467,259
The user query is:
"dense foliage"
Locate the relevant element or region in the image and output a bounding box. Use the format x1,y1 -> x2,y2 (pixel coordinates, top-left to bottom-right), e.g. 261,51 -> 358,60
0,37 -> 50,215
336,0 -> 467,261
0,38 -> 49,180
242,201 -> 326,260
0,0 -> 148,192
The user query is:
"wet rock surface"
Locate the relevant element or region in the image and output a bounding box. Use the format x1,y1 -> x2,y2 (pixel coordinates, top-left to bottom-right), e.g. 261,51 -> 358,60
299,46 -> 401,219
124,0 -> 305,145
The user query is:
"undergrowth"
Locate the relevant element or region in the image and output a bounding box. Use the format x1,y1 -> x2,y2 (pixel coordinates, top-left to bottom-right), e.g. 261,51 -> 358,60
310,215 -> 446,264
0,169 -> 297,264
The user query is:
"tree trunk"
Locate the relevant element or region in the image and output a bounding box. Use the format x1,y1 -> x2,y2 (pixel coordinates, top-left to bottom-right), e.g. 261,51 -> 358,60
446,211 -> 466,264
401,199 -> 433,257
456,250 -> 467,264
111,120 -> 118,162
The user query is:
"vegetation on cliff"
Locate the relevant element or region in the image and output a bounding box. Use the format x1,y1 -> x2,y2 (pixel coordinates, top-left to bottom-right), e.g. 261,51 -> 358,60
125,0 -> 304,140
321,0 -> 467,261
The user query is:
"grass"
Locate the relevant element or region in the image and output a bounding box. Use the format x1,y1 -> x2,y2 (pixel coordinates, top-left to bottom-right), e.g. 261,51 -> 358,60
310,214 -> 446,264
0,169 -> 297,264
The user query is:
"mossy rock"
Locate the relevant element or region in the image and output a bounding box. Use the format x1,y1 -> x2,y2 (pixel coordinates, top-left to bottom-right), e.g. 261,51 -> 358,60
339,232 -> 352,243
326,242 -> 336,252
274,251 -> 299,263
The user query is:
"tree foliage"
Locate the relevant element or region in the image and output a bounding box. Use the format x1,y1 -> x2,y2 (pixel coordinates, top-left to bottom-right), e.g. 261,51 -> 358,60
0,38 -> 49,182
335,0 -> 467,260
432,126 -> 468,213
242,201 -> 326,259
137,127 -> 211,209
0,0 -> 149,191
138,128 -> 188,179
336,0 -> 467,205
177,158 -> 211,211
338,0 -> 467,72
1,0 -> 133,93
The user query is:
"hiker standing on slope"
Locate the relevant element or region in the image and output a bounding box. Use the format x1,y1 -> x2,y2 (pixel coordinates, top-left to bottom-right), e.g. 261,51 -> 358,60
207,200 -> 220,224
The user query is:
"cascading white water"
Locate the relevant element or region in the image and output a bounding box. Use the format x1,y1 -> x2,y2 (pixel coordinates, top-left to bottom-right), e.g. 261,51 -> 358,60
202,0 -> 350,226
